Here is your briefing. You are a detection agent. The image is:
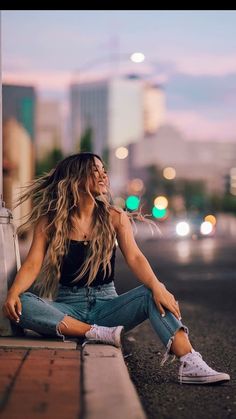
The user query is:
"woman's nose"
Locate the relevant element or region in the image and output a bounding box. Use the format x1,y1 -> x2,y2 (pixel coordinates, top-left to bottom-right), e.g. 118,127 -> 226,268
98,171 -> 107,180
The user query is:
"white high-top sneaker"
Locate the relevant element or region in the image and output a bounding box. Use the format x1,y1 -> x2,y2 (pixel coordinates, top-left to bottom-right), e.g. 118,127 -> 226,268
178,349 -> 230,384
84,325 -> 124,348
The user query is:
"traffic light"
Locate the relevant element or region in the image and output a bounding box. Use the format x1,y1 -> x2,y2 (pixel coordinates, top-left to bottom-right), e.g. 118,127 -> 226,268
125,195 -> 140,211
152,207 -> 167,219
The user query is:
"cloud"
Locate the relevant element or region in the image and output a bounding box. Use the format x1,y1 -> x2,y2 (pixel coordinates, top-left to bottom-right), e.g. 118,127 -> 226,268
166,109 -> 236,141
3,70 -> 73,92
176,53 -> 236,77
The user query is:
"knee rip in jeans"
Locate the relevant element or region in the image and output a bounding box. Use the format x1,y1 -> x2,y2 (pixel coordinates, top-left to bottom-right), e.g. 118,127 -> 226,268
160,325 -> 189,367
56,317 -> 69,342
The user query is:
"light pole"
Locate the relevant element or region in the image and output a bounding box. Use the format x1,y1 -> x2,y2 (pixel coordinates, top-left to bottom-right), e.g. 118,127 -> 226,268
0,11 -> 22,337
72,51 -> 146,82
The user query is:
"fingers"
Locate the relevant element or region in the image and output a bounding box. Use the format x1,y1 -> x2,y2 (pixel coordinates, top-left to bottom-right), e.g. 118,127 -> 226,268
158,300 -> 182,321
16,299 -> 22,317
171,301 -> 181,320
156,301 -> 165,317
175,301 -> 182,320
153,293 -> 182,321
2,299 -> 21,323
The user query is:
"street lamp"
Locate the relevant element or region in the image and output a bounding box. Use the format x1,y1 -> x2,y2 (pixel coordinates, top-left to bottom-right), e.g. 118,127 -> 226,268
72,51 -> 146,82
130,52 -> 145,63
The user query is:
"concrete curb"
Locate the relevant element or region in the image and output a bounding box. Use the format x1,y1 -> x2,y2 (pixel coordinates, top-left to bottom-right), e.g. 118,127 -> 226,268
82,344 -> 147,419
0,336 -> 77,349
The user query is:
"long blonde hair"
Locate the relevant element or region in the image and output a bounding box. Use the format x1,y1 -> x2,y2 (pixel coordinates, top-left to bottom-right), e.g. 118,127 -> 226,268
13,152 -> 158,297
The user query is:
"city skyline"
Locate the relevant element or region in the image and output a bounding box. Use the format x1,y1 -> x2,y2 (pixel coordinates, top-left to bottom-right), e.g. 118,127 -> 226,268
2,10 -> 236,143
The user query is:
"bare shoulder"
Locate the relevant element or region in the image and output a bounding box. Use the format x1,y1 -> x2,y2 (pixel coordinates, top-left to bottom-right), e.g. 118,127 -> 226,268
34,215 -> 49,235
24,215 -> 49,269
109,206 -> 130,232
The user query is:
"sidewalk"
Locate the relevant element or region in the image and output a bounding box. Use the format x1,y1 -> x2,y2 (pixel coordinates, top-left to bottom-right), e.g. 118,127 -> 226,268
0,334 -> 146,419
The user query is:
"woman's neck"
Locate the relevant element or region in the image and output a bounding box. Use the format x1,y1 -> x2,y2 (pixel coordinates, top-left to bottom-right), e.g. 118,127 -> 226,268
76,194 -> 95,220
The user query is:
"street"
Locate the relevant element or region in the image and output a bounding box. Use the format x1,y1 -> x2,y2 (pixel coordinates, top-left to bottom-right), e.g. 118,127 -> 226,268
115,235 -> 236,419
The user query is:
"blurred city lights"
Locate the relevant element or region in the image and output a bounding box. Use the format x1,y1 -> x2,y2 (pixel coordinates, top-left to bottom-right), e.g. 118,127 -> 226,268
130,52 -> 145,63
163,167 -> 176,180
176,221 -> 190,237
129,178 -> 144,194
152,207 -> 167,219
154,195 -> 168,210
115,147 -> 129,159
200,221 -> 213,235
204,214 -> 216,226
113,196 -> 126,208
125,195 -> 140,211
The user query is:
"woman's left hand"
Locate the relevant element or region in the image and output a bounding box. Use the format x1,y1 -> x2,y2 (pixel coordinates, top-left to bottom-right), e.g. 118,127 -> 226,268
152,283 -> 181,320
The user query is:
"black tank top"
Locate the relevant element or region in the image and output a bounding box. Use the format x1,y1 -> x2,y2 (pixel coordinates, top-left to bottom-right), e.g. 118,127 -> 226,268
59,240 -> 116,287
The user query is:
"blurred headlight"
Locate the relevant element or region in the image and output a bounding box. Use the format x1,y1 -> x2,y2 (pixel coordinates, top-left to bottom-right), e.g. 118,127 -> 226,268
200,221 -> 213,235
176,221 -> 190,236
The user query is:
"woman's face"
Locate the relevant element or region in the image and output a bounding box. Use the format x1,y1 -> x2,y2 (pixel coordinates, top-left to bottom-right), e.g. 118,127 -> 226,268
89,157 -> 108,195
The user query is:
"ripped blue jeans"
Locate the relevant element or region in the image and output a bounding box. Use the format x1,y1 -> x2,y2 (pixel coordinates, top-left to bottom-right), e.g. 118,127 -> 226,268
18,282 -> 189,365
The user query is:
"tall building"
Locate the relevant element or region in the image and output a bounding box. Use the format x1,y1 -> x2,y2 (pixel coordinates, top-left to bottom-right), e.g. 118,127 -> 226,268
2,84 -> 36,140
36,100 -> 63,160
143,83 -> 166,135
70,76 -> 147,156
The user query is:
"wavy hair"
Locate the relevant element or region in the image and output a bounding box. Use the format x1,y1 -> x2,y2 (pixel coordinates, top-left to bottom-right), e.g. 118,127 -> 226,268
13,152 -> 160,298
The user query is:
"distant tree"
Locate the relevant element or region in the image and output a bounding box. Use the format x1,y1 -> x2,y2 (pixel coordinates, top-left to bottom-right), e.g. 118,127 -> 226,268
36,147 -> 64,177
222,194 -> 236,214
178,179 -> 207,212
80,126 -> 93,153
142,164 -> 164,213
102,146 -> 110,169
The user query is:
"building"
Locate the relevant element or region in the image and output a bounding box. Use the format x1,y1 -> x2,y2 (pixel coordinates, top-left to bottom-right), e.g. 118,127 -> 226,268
2,84 -> 36,140
143,83 -> 166,135
70,77 -> 144,157
127,124 -> 236,195
70,75 -> 166,193
36,100 -> 63,160
3,119 -> 34,231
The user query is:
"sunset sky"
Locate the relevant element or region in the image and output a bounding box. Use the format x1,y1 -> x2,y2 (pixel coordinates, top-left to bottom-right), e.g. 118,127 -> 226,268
2,10 -> 236,142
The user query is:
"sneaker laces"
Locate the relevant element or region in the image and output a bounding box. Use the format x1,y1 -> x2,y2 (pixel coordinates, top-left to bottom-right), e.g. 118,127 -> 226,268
179,350 -> 216,384
86,325 -> 115,344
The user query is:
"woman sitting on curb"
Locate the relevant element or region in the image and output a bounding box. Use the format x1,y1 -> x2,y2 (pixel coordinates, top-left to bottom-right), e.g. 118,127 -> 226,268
3,152 -> 230,385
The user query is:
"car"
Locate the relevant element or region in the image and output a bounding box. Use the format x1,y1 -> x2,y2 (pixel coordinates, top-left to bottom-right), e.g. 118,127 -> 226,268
174,213 -> 216,239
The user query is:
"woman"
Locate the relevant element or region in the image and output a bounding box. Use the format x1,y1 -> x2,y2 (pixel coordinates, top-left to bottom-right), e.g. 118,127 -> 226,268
3,152 -> 230,385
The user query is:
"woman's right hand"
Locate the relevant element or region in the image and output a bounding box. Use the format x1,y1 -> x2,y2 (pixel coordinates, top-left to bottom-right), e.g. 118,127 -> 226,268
152,283 -> 182,321
2,292 -> 22,323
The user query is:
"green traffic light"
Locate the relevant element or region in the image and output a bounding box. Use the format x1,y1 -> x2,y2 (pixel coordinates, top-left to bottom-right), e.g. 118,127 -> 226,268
152,207 -> 166,218
126,195 -> 140,211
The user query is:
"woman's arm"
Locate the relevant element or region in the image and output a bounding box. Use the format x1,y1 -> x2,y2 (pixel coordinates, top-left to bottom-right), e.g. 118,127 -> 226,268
2,216 -> 49,322
113,209 -> 181,320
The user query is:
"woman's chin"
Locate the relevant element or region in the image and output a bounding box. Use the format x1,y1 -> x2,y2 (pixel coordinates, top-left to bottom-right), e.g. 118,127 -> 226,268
96,186 -> 107,194
95,189 -> 108,199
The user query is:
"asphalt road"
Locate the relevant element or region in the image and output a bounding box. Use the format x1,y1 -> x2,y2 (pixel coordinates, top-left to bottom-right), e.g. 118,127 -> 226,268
114,236 -> 236,419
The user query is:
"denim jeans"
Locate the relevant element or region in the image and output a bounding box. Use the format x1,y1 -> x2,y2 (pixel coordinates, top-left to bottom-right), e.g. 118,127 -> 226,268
18,282 -> 189,365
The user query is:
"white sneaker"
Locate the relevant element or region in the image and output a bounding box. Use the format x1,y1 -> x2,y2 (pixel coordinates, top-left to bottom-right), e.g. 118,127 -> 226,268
178,349 -> 230,384
84,324 -> 124,348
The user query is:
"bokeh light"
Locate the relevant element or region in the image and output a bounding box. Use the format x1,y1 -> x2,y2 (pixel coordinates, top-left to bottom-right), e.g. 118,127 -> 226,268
176,221 -> 190,237
204,214 -> 216,226
113,196 -> 126,208
163,167 -> 176,180
126,195 -> 140,211
129,178 -> 144,194
200,221 -> 213,235
115,147 -> 129,159
130,52 -> 145,63
152,207 -> 167,219
154,196 -> 168,210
